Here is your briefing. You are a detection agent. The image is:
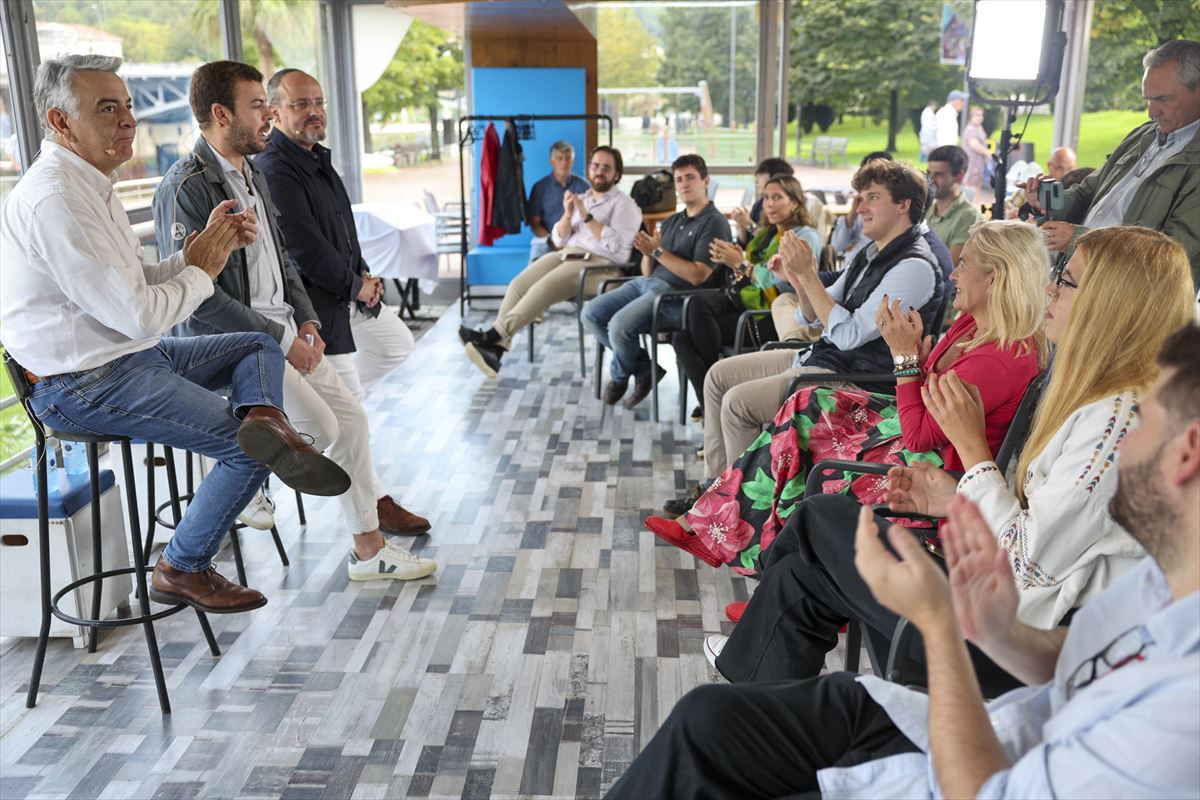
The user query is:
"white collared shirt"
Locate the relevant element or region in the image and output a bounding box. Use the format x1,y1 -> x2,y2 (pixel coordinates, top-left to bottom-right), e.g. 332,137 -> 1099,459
1084,117 -> 1200,228
208,144 -> 297,354
550,187 -> 641,263
0,140 -> 213,376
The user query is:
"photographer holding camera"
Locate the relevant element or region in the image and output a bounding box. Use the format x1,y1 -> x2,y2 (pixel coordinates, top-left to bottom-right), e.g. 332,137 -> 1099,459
1022,40 -> 1199,282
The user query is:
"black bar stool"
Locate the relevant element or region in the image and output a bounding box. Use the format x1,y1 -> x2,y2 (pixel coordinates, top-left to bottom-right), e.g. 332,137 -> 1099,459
3,354 -> 220,716
140,446 -> 289,586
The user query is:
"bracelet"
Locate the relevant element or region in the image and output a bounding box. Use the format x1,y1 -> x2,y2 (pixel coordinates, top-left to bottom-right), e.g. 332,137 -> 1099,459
893,368 -> 921,378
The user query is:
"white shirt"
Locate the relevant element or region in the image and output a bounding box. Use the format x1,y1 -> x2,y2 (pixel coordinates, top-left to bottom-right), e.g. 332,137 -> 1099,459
209,144 -> 297,354
0,141 -> 213,376
1084,117 -> 1200,229
550,188 -> 642,263
956,390 -> 1145,627
935,103 -> 960,147
820,559 -> 1199,799
919,107 -> 938,152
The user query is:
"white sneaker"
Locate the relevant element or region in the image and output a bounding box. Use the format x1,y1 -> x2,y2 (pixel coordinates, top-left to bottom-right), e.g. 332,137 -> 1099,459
704,634 -> 728,670
347,543 -> 437,581
236,487 -> 276,530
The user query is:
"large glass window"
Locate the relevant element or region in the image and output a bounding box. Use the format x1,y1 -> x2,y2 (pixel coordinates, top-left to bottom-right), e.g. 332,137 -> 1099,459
1,27 -> 22,207
238,0 -> 322,86
32,0 -> 223,210
595,0 -> 759,167
1,33 -> 32,470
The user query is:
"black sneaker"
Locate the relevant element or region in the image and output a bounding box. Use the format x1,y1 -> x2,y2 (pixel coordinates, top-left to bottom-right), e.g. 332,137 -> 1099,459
602,377 -> 630,405
464,341 -> 503,378
623,365 -> 668,409
690,405 -> 703,422
458,325 -> 486,346
662,479 -> 712,516
663,494 -> 695,516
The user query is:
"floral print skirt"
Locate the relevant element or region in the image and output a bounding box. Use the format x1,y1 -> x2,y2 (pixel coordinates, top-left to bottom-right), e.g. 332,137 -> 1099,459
686,386 -> 943,576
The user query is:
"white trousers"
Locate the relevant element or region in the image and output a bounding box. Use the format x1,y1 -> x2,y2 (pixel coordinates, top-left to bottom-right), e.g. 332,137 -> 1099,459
326,302 -> 414,401
281,359 -> 379,534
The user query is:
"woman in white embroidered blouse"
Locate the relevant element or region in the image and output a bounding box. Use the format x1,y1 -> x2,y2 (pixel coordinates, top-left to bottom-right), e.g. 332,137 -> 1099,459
888,226 -> 1195,627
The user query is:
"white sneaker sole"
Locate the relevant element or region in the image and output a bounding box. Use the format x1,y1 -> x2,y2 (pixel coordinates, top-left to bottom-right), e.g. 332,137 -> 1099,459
463,342 -> 498,379
704,634 -> 727,670
347,561 -> 438,582
236,511 -> 275,531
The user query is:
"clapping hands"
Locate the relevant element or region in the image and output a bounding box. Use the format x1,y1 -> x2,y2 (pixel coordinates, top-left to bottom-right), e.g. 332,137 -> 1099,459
922,370 -> 987,452
709,239 -> 745,270
876,294 -> 930,360
778,230 -> 818,278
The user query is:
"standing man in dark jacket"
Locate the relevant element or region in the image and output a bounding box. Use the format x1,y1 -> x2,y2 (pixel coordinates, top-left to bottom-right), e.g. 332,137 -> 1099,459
155,61 -> 436,572
255,68 -> 415,404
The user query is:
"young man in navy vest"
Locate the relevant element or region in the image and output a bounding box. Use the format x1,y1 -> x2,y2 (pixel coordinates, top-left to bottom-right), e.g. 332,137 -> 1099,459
701,159 -> 943,477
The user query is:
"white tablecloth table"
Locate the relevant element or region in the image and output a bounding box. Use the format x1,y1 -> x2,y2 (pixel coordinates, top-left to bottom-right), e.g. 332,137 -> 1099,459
351,202 -> 439,294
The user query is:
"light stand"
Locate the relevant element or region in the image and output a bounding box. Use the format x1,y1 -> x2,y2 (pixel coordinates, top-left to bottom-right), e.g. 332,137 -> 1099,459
964,0 -> 1066,219
991,106 -> 1019,220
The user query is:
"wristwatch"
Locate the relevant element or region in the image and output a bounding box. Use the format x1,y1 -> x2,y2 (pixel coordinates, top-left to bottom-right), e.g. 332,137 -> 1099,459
652,246 -> 665,260
893,354 -> 920,371
584,213 -> 595,223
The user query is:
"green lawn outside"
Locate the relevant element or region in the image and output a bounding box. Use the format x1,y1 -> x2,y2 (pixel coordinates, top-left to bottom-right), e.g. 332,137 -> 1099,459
0,352 -> 34,469
786,109 -> 1147,171
608,109 -> 1145,172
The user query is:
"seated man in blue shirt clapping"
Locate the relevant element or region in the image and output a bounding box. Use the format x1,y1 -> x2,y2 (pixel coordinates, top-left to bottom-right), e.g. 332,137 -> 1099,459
526,140 -> 590,262
608,322 -> 1200,799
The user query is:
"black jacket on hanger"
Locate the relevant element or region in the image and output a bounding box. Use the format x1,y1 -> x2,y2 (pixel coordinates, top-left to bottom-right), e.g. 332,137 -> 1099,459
491,120 -> 527,234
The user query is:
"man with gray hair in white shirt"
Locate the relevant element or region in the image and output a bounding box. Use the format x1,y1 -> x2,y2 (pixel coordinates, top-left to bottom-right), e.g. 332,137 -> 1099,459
0,54 -> 349,614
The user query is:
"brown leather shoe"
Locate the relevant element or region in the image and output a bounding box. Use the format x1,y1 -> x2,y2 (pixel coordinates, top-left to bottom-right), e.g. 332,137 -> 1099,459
148,560 -> 267,613
237,406 -> 351,496
378,495 -> 431,535
602,377 -> 629,406
623,365 -> 667,409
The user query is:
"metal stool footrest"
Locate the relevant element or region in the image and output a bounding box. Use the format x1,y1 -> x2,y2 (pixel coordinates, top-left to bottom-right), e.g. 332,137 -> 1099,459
50,564 -> 193,628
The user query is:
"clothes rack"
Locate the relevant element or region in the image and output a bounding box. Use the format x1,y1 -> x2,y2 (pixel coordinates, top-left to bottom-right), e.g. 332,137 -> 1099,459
456,114 -> 614,315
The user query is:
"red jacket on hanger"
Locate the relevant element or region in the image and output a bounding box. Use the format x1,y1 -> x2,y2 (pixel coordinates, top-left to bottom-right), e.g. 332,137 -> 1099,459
478,123 -> 506,245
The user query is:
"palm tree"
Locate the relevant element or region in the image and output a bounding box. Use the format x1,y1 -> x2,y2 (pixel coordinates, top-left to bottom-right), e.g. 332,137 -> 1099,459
191,0 -> 308,78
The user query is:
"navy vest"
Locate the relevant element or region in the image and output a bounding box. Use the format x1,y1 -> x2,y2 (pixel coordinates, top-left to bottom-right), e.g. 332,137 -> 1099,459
804,225 -> 943,390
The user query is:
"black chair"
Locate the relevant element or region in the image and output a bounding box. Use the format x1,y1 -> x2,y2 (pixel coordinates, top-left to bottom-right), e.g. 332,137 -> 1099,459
590,273 -> 641,401
575,259 -> 642,375
141,446 -> 289,587
3,353 -> 220,716
803,368 -> 1051,681
648,287 -> 725,422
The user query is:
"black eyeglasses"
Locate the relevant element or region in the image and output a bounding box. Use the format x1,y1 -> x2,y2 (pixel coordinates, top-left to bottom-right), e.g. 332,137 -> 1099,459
1065,625 -> 1152,699
1051,262 -> 1079,291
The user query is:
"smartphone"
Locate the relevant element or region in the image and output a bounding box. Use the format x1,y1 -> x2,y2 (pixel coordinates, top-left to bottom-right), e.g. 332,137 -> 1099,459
1038,178 -> 1064,212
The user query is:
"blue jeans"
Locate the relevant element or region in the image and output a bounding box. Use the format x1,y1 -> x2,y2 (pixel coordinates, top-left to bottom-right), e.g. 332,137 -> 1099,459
581,276 -> 683,381
29,334 -> 284,572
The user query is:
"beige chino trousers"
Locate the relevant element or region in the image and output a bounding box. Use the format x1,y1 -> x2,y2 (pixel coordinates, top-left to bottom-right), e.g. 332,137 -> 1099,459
491,247 -> 622,350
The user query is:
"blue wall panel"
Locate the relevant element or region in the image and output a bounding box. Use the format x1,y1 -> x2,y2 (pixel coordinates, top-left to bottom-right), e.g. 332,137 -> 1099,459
467,67 -> 586,287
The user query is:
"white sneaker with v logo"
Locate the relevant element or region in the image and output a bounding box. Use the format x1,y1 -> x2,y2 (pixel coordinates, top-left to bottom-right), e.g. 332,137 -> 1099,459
347,542 -> 437,581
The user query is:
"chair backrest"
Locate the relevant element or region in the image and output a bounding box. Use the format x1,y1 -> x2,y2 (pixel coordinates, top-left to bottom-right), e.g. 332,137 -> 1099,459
804,191 -> 831,244
422,190 -> 440,214
994,363 -> 1052,473
2,351 -> 34,403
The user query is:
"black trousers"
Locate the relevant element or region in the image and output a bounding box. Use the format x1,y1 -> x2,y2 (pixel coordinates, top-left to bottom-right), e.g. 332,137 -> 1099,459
715,494 -> 1023,693
604,672 -> 919,799
673,292 -> 777,408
